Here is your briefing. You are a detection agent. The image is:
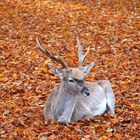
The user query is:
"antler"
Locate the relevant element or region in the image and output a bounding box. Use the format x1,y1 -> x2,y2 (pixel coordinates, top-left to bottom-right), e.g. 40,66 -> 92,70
36,38 -> 69,70
77,37 -> 90,68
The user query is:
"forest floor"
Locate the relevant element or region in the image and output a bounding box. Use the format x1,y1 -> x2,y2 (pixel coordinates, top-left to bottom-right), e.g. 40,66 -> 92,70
0,0 -> 139,139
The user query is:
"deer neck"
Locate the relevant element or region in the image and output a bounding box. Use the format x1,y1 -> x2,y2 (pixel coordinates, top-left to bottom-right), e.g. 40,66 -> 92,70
54,82 -> 77,119
58,82 -> 76,100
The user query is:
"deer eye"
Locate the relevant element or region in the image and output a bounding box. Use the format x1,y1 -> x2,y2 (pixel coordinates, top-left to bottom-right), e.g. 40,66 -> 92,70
68,78 -> 75,83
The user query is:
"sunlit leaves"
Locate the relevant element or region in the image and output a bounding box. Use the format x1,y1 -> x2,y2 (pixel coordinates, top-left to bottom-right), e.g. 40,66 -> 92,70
0,0 -> 139,139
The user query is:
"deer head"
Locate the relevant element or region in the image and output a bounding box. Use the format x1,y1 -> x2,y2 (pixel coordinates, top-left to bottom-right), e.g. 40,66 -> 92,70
36,38 -> 94,96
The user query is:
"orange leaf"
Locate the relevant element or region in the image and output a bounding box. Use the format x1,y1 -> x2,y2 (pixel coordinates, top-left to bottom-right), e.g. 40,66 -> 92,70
99,136 -> 108,140
115,133 -> 123,139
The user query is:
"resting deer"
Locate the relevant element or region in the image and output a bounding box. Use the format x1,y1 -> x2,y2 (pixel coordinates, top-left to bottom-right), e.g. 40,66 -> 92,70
36,38 -> 115,124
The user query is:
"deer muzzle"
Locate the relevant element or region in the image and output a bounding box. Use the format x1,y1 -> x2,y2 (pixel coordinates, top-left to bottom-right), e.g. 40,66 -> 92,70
81,86 -> 90,96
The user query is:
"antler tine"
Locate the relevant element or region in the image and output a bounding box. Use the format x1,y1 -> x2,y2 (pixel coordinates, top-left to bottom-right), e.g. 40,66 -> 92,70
76,37 -> 90,68
36,38 -> 69,69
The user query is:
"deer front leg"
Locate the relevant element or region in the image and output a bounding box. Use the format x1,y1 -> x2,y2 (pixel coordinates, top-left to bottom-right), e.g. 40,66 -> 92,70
58,96 -> 77,125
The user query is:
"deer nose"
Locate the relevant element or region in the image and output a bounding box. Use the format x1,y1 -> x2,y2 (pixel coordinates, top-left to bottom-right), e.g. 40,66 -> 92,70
81,86 -> 90,96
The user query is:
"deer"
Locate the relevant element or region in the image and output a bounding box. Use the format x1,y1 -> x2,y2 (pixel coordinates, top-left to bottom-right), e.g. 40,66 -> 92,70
36,37 -> 115,125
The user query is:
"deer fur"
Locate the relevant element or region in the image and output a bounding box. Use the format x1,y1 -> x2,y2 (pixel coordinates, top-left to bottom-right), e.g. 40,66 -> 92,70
36,38 -> 115,124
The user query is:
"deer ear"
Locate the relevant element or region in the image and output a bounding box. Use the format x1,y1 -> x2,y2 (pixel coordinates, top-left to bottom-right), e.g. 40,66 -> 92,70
48,63 -> 63,77
81,63 -> 94,76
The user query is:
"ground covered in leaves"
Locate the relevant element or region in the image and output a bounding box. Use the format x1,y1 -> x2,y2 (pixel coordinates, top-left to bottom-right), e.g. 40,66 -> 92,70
0,0 -> 139,139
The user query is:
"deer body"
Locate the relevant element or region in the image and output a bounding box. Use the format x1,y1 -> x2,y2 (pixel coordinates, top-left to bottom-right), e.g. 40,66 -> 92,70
36,38 -> 115,124
44,77 -> 115,124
